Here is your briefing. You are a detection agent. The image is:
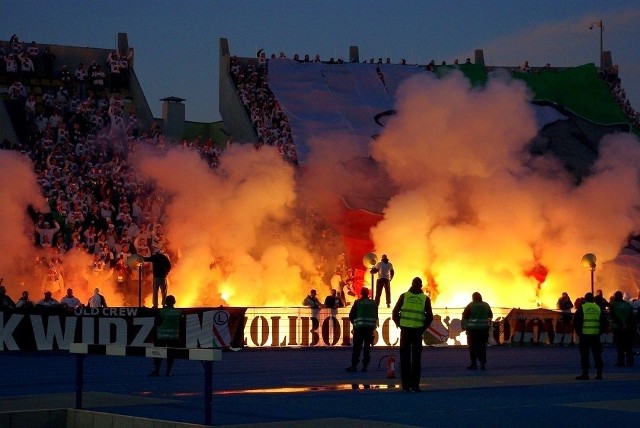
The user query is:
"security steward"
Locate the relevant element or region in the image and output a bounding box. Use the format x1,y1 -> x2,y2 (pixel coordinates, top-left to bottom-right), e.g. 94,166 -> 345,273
150,295 -> 182,377
610,290 -> 635,367
346,287 -> 378,372
462,292 -> 493,370
573,292 -> 605,380
392,277 -> 433,392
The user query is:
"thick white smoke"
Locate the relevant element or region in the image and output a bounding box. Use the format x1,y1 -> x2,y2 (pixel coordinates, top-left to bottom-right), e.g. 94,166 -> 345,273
133,144 -> 327,307
367,70 -> 640,308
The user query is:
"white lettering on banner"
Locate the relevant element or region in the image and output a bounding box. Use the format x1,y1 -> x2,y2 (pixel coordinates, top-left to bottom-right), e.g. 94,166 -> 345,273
82,316 -> 94,343
132,318 -> 155,347
186,311 -> 213,348
98,317 -> 128,345
30,315 -> 77,350
0,313 -> 23,351
74,307 -> 139,317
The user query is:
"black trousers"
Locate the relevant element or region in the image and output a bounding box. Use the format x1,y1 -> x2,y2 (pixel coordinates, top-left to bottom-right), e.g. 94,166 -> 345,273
153,338 -> 178,374
613,328 -> 634,365
374,278 -> 390,306
399,327 -> 424,389
351,327 -> 374,368
578,334 -> 603,371
467,329 -> 489,365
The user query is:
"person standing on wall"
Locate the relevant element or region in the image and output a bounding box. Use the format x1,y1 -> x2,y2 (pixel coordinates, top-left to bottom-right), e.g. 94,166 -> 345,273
144,248 -> 171,308
462,292 -> 493,370
392,277 -> 433,392
371,254 -> 394,308
346,287 -> 378,373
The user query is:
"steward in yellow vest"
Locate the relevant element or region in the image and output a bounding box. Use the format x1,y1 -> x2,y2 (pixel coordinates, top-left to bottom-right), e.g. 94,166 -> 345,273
573,292 -> 604,380
462,292 -> 493,370
392,277 -> 433,392
346,287 -> 378,372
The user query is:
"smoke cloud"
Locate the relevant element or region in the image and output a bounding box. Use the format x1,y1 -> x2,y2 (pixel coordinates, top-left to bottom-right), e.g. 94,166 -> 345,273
0,151 -> 48,291
365,70 -> 640,308
133,144 -> 329,307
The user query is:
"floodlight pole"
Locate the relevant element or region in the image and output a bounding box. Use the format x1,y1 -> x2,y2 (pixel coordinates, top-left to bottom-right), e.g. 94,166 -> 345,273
590,20 -> 604,70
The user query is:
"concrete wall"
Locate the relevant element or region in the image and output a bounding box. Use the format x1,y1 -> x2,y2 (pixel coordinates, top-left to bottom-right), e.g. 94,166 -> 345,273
218,38 -> 258,145
0,408 -> 207,428
0,97 -> 19,145
0,33 -> 155,133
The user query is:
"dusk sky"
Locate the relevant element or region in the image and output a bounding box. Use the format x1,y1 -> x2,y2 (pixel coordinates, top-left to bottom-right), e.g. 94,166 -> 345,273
2,1 -> 639,123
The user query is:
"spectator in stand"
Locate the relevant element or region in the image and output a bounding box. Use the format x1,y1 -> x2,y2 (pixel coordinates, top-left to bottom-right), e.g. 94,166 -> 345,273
303,289 -> 322,308
0,285 -> 16,308
324,289 -> 344,312
594,289 -> 610,311
557,291 -> 574,323
4,53 -> 18,81
36,291 -> 60,307
87,287 -> 107,308
18,51 -> 34,79
74,62 -> 88,99
108,52 -> 121,92
35,220 -> 60,247
26,41 -> 39,68
15,291 -> 33,308
91,64 -> 105,93
60,287 -> 82,309
59,65 -> 72,91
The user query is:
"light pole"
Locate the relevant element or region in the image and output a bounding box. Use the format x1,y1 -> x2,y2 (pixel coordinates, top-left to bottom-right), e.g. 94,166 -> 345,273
589,20 -> 604,70
127,254 -> 144,307
362,252 -> 378,300
581,253 -> 597,295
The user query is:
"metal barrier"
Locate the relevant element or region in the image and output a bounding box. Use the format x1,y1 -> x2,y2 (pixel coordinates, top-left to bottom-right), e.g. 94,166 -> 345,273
69,343 -> 222,426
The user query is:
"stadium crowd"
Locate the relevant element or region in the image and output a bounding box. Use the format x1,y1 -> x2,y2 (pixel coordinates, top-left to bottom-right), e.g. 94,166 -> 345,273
0,35 -> 194,305
2,37 -> 639,308
0,37 -> 350,307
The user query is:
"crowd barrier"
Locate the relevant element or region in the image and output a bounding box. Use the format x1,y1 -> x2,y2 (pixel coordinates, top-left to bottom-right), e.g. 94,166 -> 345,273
0,306 -> 636,352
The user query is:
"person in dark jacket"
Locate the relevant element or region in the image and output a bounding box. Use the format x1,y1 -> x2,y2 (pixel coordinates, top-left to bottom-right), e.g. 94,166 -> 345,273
462,292 -> 493,370
346,287 -> 377,372
144,248 -> 171,308
149,295 -> 181,377
609,290 -> 635,367
392,277 -> 433,392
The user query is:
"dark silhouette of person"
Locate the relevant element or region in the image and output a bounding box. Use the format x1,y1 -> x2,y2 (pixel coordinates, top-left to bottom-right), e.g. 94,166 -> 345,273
371,254 -> 394,308
346,287 -> 377,372
462,292 -> 493,370
392,277 -> 433,392
144,248 -> 171,308
150,295 -> 181,377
